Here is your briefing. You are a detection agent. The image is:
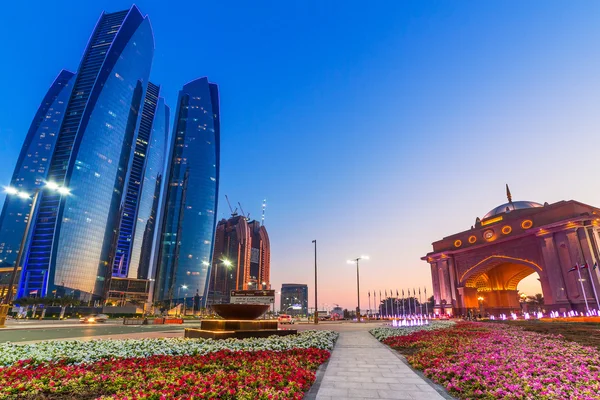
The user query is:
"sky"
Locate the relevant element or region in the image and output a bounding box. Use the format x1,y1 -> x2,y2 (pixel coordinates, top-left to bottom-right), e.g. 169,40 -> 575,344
1,1 -> 600,310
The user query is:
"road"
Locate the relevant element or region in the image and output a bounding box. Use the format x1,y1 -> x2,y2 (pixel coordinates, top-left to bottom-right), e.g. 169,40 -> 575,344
0,320 -> 201,343
0,319 -> 387,343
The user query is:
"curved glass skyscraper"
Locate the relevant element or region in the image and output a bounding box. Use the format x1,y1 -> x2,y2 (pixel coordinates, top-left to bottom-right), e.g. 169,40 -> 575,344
155,78 -> 220,305
0,70 -> 75,269
113,82 -> 169,280
19,6 -> 154,300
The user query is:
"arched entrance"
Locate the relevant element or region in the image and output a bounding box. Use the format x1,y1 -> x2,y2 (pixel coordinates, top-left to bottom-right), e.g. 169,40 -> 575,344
423,194 -> 600,315
458,256 -> 545,315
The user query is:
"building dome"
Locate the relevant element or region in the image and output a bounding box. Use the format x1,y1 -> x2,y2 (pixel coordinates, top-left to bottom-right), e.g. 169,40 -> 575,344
483,201 -> 543,219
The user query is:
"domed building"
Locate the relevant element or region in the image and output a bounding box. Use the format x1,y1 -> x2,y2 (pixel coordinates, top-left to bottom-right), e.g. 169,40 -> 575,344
422,186 -> 600,316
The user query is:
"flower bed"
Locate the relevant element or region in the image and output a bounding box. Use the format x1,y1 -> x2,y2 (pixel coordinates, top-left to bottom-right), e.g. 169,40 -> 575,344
0,348 -> 329,399
382,322 -> 600,399
370,321 -> 455,341
0,330 -> 338,367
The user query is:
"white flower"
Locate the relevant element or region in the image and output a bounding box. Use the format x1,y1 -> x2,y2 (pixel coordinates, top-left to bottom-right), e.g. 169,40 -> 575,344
370,321 -> 455,341
0,330 -> 339,367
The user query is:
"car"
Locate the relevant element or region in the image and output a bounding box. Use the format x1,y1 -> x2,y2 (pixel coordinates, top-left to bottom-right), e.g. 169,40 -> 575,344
80,314 -> 108,323
278,314 -> 294,324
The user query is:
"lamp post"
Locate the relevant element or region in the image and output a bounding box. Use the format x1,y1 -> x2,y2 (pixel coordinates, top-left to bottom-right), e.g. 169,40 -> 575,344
211,259 -> 231,307
177,285 -> 188,317
347,255 -> 369,322
477,296 -> 484,316
2,182 -> 70,306
312,240 -> 318,324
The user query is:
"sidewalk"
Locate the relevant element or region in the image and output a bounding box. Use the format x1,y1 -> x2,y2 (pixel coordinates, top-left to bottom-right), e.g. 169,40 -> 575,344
314,329 -> 449,400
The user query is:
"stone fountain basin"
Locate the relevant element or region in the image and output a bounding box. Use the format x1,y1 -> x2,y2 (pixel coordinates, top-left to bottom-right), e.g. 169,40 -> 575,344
212,304 -> 270,320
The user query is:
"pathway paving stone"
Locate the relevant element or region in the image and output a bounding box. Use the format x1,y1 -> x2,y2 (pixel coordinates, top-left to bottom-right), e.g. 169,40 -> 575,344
315,329 -> 447,400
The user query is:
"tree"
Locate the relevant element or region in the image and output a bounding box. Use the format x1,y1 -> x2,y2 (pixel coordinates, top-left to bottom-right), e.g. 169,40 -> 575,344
55,296 -> 80,319
527,293 -> 544,312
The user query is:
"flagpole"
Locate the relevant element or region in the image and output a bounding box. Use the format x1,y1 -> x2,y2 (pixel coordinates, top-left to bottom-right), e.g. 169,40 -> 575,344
419,288 -> 423,315
587,266 -> 600,310
575,263 -> 590,312
402,295 -> 405,317
407,289 -> 411,315
582,229 -> 600,310
425,287 -> 428,317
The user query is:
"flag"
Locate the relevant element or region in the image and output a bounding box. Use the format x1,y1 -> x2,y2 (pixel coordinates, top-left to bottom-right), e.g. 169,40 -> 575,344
385,289 -> 388,298
580,263 -> 589,269
396,289 -> 399,297
368,291 -> 371,298
419,287 -> 421,295
594,262 -> 598,270
402,289 -> 404,297
413,288 -> 416,296
30,290 -> 38,295
390,289 -> 393,299
379,290 -> 382,299
568,264 -> 579,273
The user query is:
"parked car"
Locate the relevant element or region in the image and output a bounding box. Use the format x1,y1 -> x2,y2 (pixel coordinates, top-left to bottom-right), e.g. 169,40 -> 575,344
80,314 -> 108,323
278,314 -> 294,324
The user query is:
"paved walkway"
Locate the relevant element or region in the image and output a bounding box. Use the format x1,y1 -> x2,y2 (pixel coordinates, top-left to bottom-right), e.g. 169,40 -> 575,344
315,329 -> 447,400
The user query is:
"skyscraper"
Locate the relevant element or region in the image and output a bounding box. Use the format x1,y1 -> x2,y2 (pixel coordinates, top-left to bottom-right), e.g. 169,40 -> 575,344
18,6 -> 155,300
154,77 -> 220,305
112,83 -> 169,280
0,70 -> 75,269
281,284 -> 309,317
208,216 -> 271,304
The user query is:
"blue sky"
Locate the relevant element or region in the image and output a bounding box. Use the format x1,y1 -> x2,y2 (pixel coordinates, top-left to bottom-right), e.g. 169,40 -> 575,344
1,1 -> 600,309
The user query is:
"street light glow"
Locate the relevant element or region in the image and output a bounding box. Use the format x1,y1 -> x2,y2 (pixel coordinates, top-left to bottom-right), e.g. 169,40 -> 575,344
17,192 -> 30,199
182,285 -> 188,289
57,187 -> 70,195
45,181 -> 59,190
4,187 -> 18,195
202,261 -> 210,266
361,255 -> 370,260
222,259 -> 232,267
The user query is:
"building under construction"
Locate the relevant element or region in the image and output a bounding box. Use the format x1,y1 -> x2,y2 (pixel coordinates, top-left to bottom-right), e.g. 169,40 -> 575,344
207,204 -> 270,305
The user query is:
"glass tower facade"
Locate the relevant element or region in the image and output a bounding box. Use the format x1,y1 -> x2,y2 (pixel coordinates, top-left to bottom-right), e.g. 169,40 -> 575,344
19,6 -> 154,300
155,78 -> 220,305
0,70 -> 75,269
135,96 -> 169,280
112,83 -> 169,279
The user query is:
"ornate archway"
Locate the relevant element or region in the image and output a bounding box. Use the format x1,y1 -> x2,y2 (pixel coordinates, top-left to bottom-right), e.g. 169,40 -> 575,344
458,256 -> 545,315
422,192 -> 600,315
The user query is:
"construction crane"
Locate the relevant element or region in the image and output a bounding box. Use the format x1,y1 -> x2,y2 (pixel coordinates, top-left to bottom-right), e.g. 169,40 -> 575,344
238,202 -> 250,221
225,195 -> 238,217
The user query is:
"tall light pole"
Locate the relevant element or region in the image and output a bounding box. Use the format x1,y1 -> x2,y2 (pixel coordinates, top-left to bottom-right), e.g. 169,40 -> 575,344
312,240 -> 318,324
2,182 -> 70,305
177,285 -> 188,317
347,255 -> 369,322
211,259 -> 231,306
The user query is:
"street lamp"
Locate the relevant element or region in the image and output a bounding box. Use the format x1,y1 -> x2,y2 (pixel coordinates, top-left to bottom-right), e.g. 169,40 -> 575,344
1,182 -> 70,305
347,255 -> 369,322
477,296 -> 484,316
177,285 -> 188,317
312,239 -> 318,325
212,259 -> 231,306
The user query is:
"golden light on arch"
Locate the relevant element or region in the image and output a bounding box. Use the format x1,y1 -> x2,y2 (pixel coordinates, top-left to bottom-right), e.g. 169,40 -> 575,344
459,255 -> 543,283
501,225 -> 512,235
454,240 -> 462,248
521,220 -> 533,229
468,235 -> 477,244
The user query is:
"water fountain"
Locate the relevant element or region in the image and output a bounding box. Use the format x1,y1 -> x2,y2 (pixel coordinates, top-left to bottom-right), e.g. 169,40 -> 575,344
185,304 -> 297,339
